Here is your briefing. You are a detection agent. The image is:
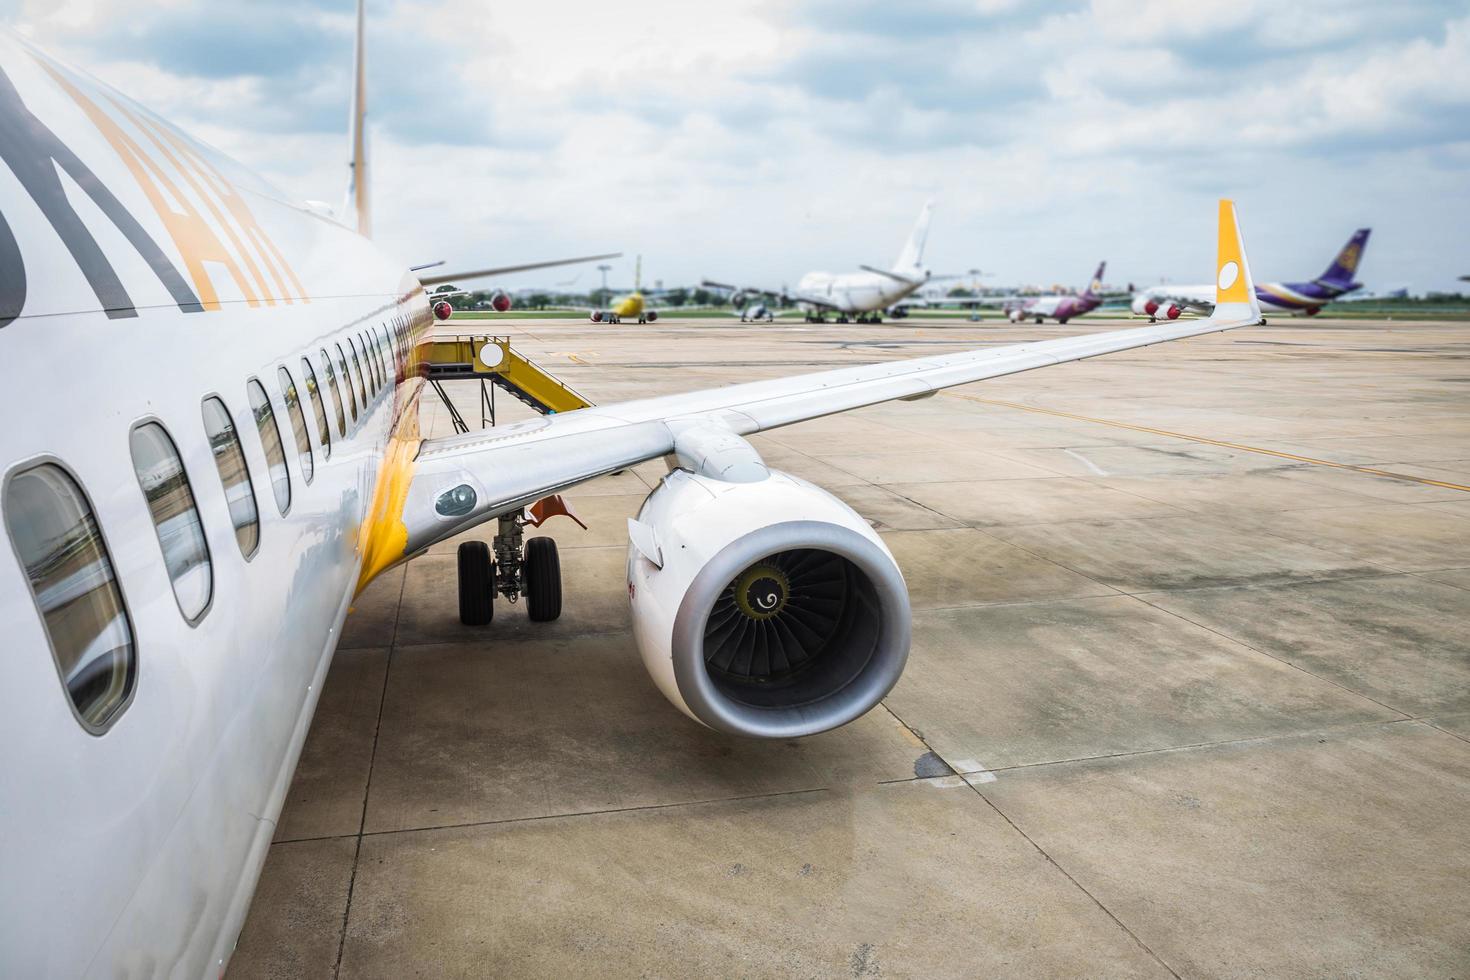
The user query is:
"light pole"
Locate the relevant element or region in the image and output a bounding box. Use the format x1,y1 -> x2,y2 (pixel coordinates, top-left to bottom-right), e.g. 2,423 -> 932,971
597,264 -> 612,305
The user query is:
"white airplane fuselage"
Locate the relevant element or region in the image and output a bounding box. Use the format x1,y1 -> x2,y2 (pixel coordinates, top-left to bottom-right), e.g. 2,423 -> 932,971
794,269 -> 922,315
0,35 -> 430,975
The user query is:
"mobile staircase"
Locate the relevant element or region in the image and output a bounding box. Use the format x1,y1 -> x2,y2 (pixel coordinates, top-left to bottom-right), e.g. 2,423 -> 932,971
417,335 -> 592,433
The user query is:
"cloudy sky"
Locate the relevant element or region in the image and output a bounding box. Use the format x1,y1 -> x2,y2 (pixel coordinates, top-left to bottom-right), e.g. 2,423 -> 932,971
5,0 -> 1469,293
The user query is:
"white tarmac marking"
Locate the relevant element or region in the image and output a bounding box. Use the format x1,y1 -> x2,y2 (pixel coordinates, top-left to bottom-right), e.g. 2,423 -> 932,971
953,758 -> 998,784
1062,448 -> 1109,476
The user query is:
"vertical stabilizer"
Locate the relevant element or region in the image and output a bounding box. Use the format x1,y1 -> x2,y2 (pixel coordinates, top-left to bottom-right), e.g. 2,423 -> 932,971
1318,228 -> 1370,288
343,0 -> 371,238
892,199 -> 934,273
1083,261 -> 1106,298
1211,199 -> 1261,325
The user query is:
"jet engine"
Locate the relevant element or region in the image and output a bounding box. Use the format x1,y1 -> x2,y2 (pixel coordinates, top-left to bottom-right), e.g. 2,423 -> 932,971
490,290 -> 512,312
590,310 -> 604,323
1152,302 -> 1180,320
626,430 -> 910,738
433,300 -> 453,321
1007,308 -> 1026,323
645,310 -> 659,322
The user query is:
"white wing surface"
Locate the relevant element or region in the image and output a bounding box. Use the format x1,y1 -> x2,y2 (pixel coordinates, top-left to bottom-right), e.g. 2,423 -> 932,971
397,201 -> 1262,558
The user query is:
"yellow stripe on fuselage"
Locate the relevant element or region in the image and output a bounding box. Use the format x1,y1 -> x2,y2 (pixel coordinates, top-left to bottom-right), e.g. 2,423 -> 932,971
356,407 -> 421,594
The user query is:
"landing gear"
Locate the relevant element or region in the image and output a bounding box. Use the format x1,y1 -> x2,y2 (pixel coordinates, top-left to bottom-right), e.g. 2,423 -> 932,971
455,514 -> 565,625
525,537 -> 562,622
836,314 -> 850,324
1034,316 -> 1044,325
457,541 -> 495,626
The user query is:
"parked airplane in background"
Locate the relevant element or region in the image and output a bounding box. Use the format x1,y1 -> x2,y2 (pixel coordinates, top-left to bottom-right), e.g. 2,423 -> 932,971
1003,262 -> 1106,324
0,7 -> 1266,975
704,200 -> 939,324
590,256 -> 664,323
738,297 -> 776,322
1133,228 -> 1370,320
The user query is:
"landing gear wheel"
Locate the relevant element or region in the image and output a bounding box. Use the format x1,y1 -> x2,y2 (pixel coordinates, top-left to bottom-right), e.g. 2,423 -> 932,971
524,536 -> 562,622
1035,316 -> 1044,324
457,540 -> 494,626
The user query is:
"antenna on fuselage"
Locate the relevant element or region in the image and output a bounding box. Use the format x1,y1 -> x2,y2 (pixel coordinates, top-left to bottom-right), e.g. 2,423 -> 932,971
342,0 -> 371,238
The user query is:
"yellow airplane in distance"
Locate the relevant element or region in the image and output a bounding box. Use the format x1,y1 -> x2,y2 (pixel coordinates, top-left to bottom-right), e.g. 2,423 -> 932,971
590,256 -> 664,323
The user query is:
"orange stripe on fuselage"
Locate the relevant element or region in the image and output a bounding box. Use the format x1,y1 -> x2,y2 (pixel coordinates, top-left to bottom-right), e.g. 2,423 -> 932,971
37,58 -> 310,309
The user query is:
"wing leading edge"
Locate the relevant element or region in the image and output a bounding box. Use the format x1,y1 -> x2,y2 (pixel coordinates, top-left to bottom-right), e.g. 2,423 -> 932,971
390,200 -> 1262,570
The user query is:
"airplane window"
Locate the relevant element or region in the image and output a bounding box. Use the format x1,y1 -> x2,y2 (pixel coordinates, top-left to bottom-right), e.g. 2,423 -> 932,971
277,367 -> 315,484
247,378 -> 292,514
363,330 -> 383,390
201,397 -> 260,558
319,350 -> 347,437
334,343 -> 359,421
371,329 -> 387,388
346,337 -> 369,407
5,463 -> 136,731
300,358 -> 332,459
356,332 -> 374,391
130,422 -> 213,622
381,325 -> 396,381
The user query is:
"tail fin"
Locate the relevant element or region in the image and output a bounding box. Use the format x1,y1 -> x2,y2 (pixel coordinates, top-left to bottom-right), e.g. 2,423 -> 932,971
1318,228 -> 1370,287
1083,261 -> 1106,297
1211,199 -> 1261,325
342,0 -> 370,238
892,199 -> 934,272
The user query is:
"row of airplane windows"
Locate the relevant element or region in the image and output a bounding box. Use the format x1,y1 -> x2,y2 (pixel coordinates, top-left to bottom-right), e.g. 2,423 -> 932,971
3,309 -> 420,736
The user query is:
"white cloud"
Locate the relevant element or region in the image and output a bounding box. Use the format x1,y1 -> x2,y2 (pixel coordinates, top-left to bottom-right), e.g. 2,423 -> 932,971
4,0 -> 1468,293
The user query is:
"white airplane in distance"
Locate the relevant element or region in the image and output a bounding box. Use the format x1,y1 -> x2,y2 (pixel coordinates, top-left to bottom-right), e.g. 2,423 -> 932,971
0,6 -> 1264,975
704,200 -> 941,324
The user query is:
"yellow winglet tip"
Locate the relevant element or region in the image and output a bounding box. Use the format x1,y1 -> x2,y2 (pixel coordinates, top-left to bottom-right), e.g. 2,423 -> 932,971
1215,198 -> 1251,306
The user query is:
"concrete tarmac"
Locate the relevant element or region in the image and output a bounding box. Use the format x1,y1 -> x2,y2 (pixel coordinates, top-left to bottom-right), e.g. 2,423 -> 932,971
230,314 -> 1470,978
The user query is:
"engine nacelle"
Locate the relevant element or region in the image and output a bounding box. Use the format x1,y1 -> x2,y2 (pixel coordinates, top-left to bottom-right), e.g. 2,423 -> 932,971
645,310 -> 659,322
628,467 -> 910,739
590,310 -> 604,323
432,300 -> 453,321
1007,308 -> 1026,323
491,290 -> 512,312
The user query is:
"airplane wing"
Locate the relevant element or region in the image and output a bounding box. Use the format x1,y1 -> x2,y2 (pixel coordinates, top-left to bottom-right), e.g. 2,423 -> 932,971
419,253 -> 621,287
386,201 -> 1261,567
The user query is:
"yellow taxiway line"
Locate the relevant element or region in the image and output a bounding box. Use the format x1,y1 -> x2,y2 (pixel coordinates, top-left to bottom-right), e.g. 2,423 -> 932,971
946,393 -> 1470,493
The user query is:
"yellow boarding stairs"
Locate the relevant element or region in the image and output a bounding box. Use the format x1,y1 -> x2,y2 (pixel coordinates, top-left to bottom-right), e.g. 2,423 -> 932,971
417,335 -> 591,432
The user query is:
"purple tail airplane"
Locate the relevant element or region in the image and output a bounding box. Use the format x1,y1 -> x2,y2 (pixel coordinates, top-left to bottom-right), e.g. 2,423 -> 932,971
1134,228 -> 1371,320
1005,262 -> 1106,324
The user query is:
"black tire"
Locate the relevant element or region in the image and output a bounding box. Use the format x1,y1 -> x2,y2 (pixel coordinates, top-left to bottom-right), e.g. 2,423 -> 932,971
525,536 -> 562,622
457,541 -> 494,626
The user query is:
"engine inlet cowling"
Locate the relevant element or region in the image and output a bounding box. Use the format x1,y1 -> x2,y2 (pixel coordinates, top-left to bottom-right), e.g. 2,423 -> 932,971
628,469 -> 910,738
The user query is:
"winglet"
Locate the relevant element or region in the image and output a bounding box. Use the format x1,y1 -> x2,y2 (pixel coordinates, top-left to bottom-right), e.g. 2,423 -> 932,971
1211,199 -> 1261,326
343,0 -> 370,238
